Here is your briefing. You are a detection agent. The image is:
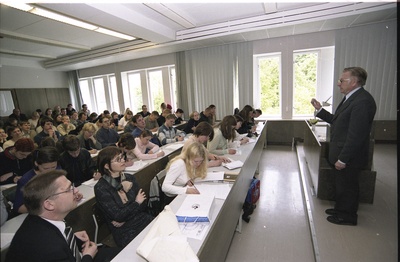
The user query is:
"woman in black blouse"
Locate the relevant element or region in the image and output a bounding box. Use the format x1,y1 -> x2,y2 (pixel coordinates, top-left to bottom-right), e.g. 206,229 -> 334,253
94,147 -> 153,247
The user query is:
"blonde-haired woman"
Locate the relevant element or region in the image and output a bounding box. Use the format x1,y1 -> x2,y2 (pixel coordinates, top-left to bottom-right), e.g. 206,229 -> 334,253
118,109 -> 133,131
76,122 -> 102,154
162,142 -> 208,202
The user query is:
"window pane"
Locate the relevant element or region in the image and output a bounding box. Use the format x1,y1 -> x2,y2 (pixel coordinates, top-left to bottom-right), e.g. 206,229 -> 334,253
258,56 -> 280,115
125,73 -> 143,113
148,70 -> 164,112
293,52 -> 318,116
109,76 -> 119,113
79,79 -> 94,112
93,78 -> 107,113
170,67 -> 177,110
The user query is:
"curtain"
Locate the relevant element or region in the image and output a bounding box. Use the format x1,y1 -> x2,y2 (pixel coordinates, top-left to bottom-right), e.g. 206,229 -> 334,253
334,20 -> 397,120
67,70 -> 83,110
176,42 -> 253,119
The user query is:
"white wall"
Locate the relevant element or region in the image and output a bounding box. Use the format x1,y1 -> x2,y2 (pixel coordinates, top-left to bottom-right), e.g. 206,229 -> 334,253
0,65 -> 68,89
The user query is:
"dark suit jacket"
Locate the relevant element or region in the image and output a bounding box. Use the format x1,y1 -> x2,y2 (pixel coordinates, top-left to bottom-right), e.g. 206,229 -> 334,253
6,214 -> 92,262
317,87 -> 376,168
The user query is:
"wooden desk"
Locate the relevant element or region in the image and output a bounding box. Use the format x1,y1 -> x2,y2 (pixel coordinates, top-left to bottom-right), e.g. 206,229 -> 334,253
112,122 -> 267,261
302,120 -> 376,203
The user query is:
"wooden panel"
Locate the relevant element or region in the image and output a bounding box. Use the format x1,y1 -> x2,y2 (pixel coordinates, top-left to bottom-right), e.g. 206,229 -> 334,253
45,88 -> 71,109
267,120 -> 306,145
15,89 -> 48,117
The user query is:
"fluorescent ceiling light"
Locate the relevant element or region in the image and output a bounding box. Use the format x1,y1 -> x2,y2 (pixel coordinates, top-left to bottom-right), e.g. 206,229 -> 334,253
2,2 -> 135,41
30,8 -> 98,30
95,28 -> 135,41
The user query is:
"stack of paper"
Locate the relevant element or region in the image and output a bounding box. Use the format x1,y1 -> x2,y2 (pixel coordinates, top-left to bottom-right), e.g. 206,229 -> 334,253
222,160 -> 243,170
175,195 -> 214,222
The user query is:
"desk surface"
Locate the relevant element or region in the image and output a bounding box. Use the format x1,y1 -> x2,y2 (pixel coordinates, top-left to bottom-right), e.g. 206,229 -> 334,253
112,122 -> 267,261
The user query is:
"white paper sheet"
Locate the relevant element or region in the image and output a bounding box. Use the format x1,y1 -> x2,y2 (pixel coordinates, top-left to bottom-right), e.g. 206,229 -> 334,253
194,183 -> 231,200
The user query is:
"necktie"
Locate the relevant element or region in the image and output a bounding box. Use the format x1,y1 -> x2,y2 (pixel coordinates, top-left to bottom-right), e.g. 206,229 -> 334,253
65,225 -> 82,262
336,96 -> 346,112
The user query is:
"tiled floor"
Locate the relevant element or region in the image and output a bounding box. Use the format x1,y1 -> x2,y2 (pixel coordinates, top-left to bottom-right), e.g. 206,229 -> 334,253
225,144 -> 397,262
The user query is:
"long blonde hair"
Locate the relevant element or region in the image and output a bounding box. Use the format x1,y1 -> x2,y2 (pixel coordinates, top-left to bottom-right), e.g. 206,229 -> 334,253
166,142 -> 208,180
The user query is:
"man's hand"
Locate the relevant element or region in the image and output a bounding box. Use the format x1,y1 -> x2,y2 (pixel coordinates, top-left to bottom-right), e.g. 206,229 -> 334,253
311,98 -> 322,110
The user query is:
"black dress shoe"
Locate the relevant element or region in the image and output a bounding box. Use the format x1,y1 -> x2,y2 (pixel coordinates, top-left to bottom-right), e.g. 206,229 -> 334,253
325,208 -> 338,215
327,215 -> 357,226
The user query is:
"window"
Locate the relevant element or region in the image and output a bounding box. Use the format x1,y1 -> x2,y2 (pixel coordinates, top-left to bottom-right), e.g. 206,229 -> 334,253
293,52 -> 318,116
255,47 -> 334,119
256,54 -> 281,116
124,72 -> 143,113
79,74 -> 117,114
120,65 -> 176,114
148,70 -> 164,112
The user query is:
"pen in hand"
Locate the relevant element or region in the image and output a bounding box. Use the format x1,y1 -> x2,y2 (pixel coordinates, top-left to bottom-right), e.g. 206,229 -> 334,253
186,180 -> 200,194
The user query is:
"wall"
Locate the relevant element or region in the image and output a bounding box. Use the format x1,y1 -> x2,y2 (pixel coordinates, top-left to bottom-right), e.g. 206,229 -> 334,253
0,65 -> 70,116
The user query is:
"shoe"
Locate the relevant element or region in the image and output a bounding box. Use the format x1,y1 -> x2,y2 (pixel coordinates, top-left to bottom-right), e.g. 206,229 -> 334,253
325,208 -> 338,215
327,215 -> 357,226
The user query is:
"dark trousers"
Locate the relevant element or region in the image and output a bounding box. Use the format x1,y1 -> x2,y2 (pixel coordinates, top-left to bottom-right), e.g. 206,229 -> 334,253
333,166 -> 360,221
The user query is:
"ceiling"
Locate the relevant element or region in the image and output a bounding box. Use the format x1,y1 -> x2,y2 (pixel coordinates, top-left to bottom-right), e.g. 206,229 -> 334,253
0,2 -> 397,71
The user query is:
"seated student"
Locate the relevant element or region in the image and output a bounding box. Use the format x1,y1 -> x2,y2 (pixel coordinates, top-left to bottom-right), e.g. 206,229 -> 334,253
3,126 -> 22,150
111,112 -> 119,129
144,111 -> 159,132
0,128 -> 7,150
123,119 -> 136,134
137,105 -> 151,118
231,114 -> 250,148
53,113 -> 63,127
57,115 -> 76,136
0,138 -> 35,185
133,130 -> 165,160
34,116 -> 61,146
131,114 -> 146,138
207,115 -> 237,155
19,120 -> 36,140
157,114 -> 186,145
76,112 -> 88,126
59,135 -> 98,187
199,106 -> 213,125
28,111 -> 40,130
118,109 -> 133,131
94,147 -> 154,248
157,108 -> 171,127
237,105 -> 257,134
183,111 -> 200,134
70,111 -> 79,127
162,142 -> 208,200
1,192 -> 8,226
9,108 -> 28,123
116,133 -> 136,167
95,116 -> 120,148
13,146 -> 60,215
182,122 -> 228,167
66,103 -> 76,116
76,123 -> 102,154
6,170 -> 120,262
174,108 -> 185,125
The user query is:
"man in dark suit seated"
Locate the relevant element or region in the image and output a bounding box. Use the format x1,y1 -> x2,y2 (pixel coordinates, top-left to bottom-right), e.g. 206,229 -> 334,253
5,170 -> 119,262
8,108 -> 28,122
311,67 -> 376,226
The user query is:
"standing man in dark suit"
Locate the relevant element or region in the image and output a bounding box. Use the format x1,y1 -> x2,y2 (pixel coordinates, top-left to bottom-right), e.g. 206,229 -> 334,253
6,170 -> 119,262
311,67 -> 376,226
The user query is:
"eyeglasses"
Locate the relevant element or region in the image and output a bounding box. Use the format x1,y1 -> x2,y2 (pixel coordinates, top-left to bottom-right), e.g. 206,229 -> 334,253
338,78 -> 351,84
111,155 -> 126,163
46,184 -> 74,200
